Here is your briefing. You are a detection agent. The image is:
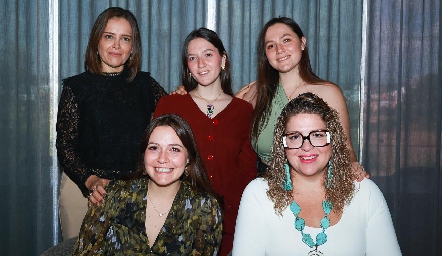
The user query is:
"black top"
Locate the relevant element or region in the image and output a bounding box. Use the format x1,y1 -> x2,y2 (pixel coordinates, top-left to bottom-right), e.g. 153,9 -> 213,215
56,69 -> 167,196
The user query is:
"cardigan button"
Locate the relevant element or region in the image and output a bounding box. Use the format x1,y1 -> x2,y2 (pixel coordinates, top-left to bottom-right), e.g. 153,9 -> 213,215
212,119 -> 219,125
207,155 -> 214,160
207,135 -> 213,141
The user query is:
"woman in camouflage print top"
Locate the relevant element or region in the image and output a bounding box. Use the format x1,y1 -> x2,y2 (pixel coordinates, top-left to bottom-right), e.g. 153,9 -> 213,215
74,114 -> 223,255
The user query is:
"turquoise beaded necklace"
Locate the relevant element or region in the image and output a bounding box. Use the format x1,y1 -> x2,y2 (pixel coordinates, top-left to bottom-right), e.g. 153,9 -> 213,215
290,200 -> 333,255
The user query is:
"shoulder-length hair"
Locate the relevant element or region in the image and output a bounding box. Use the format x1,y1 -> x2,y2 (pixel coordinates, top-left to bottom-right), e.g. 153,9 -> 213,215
251,17 -> 328,141
133,114 -> 220,201
265,92 -> 354,215
84,7 -> 142,82
180,28 -> 233,95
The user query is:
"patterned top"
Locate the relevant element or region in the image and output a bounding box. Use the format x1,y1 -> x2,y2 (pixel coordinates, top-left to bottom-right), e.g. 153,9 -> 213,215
73,179 -> 223,255
56,69 -> 167,196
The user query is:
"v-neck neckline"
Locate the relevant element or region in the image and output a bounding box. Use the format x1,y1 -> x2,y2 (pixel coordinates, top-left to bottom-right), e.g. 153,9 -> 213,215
187,93 -> 233,120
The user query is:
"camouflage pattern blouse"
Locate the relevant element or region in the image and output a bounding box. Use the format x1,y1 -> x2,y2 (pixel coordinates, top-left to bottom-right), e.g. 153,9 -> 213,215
73,179 -> 223,255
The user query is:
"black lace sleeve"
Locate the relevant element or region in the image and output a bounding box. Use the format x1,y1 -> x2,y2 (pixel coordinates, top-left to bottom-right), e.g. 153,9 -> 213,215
150,77 -> 167,107
56,83 -> 98,196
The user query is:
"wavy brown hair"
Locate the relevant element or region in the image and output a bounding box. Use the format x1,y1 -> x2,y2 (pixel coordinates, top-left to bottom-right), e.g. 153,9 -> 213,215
251,17 -> 329,141
131,114 -> 221,206
84,7 -> 142,82
265,92 -> 354,215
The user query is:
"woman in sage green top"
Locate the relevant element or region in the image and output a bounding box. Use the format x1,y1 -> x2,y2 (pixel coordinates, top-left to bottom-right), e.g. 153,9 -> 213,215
237,17 -> 368,180
253,84 -> 288,164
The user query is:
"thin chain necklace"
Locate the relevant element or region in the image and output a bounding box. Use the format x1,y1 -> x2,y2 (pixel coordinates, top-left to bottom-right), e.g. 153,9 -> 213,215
285,81 -> 304,101
195,89 -> 223,118
290,199 -> 333,255
148,194 -> 170,217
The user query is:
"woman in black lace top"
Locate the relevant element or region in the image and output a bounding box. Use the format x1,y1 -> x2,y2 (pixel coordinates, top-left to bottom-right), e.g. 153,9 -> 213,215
56,7 -> 166,240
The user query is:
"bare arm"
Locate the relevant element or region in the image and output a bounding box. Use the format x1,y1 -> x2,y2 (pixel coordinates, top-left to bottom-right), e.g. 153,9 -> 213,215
314,84 -> 369,180
235,81 -> 258,108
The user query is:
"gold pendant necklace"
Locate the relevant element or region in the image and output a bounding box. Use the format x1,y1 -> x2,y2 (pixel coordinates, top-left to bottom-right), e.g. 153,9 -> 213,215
286,81 -> 305,101
195,89 -> 223,118
148,195 -> 170,217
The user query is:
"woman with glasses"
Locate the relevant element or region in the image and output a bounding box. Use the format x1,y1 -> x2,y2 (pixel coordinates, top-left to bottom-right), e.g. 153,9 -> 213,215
232,93 -> 401,255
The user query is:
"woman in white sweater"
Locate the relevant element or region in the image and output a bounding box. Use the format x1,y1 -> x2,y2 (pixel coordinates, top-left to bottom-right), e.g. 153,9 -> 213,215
233,92 -> 401,255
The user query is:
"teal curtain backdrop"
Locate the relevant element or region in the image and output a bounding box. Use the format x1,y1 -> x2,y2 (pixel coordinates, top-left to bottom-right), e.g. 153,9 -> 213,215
0,0 -> 439,255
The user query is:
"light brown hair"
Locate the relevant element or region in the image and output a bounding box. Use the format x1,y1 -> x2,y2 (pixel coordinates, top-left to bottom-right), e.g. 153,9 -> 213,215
84,7 -> 141,82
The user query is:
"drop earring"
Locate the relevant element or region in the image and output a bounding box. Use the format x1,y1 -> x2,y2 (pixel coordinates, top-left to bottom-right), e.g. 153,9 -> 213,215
283,163 -> 293,191
326,160 -> 333,188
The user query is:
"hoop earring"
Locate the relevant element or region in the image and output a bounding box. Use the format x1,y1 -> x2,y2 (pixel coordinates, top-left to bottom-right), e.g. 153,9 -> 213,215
283,163 -> 293,191
326,160 -> 333,188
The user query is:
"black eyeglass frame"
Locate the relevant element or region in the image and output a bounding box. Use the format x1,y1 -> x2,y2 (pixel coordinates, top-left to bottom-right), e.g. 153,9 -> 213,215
282,129 -> 331,150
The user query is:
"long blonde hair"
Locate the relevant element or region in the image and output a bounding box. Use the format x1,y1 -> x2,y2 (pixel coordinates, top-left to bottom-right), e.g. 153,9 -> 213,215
265,92 -> 354,215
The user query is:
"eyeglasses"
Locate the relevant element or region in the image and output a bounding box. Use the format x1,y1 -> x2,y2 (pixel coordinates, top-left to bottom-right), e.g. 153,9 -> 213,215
282,130 -> 330,149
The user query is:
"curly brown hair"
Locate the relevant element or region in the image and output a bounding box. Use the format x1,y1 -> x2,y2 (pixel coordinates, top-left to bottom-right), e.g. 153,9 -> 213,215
265,92 -> 354,215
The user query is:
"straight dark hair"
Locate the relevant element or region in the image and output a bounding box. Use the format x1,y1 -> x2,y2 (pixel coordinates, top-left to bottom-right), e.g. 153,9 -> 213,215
180,28 -> 233,95
84,7 -> 142,82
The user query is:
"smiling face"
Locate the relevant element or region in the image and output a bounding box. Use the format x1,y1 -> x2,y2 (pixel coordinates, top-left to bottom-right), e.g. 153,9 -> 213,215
98,17 -> 133,72
285,113 -> 332,178
264,23 -> 306,74
144,126 -> 189,188
187,38 -> 226,88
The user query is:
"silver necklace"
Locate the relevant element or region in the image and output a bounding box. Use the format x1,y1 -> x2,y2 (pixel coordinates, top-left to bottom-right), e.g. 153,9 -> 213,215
148,195 -> 170,217
102,71 -> 123,77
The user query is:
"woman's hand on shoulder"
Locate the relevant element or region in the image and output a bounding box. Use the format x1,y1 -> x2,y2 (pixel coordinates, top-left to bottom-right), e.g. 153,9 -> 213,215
351,162 -> 370,182
235,81 -> 257,108
170,85 -> 187,95
85,175 -> 111,206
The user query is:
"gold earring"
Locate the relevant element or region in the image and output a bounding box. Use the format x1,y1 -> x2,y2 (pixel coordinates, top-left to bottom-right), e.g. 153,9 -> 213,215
221,65 -> 225,70
189,72 -> 192,78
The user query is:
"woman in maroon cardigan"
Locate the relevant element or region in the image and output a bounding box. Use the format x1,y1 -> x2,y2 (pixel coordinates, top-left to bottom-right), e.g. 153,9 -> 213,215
153,28 -> 257,255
